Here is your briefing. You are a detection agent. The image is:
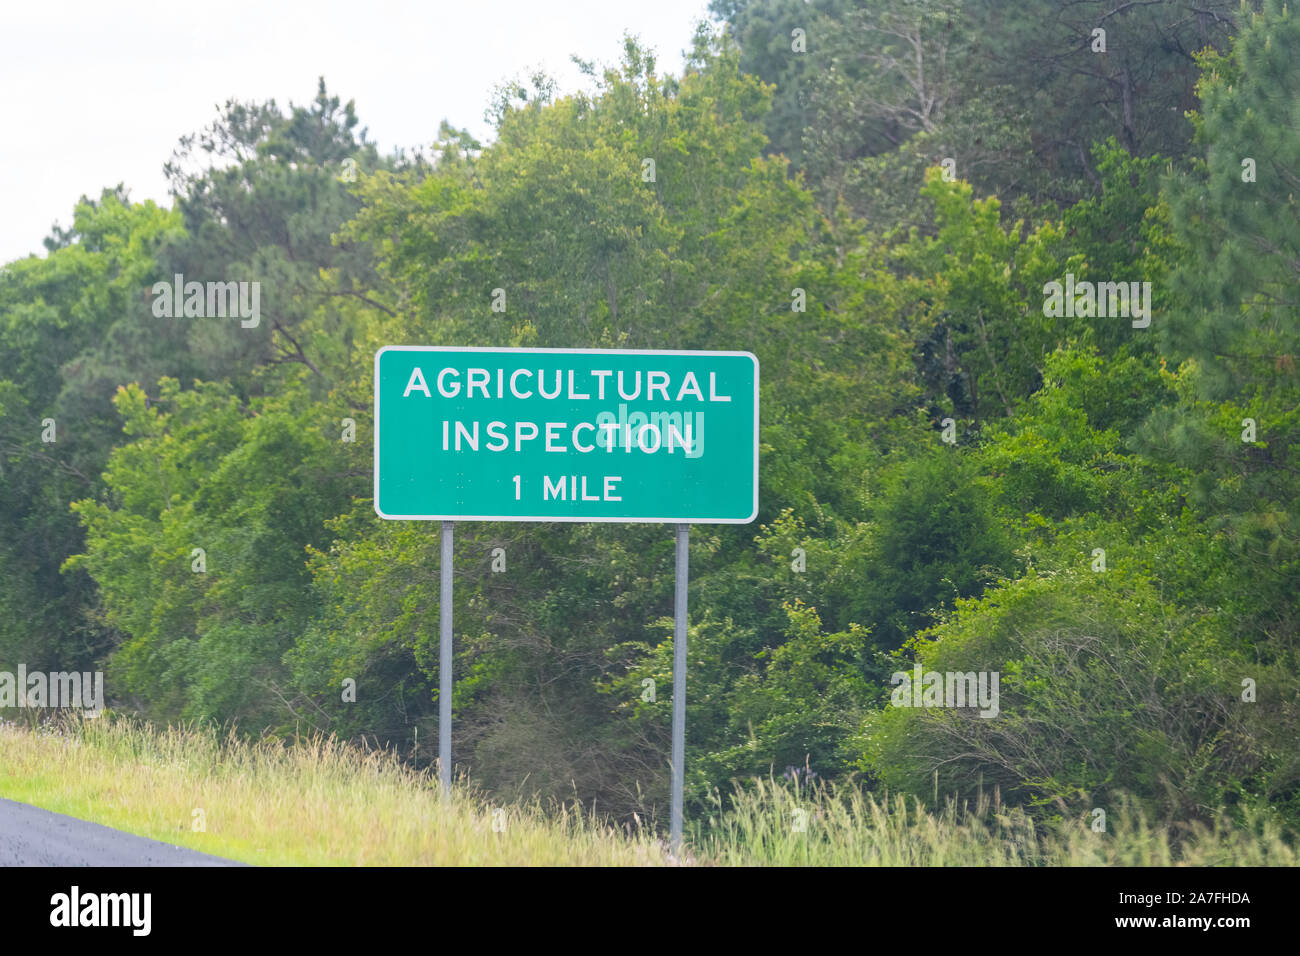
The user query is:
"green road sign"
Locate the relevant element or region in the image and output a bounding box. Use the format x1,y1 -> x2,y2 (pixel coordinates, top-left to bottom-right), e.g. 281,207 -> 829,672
374,347 -> 758,523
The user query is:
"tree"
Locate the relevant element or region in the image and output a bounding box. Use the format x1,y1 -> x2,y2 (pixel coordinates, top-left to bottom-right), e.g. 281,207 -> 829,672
0,190 -> 181,675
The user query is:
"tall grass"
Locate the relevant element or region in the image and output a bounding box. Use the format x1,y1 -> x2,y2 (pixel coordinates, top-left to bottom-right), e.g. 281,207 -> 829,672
1,714 -> 1293,865
691,777 -> 1297,866
0,714 -> 666,865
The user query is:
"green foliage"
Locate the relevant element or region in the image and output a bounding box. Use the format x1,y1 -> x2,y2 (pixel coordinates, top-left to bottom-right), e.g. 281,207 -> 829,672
859,569 -> 1281,825
769,0 -> 1240,224
896,169 -> 1068,426
0,190 -> 182,673
67,378 -> 353,724
1148,0 -> 1300,642
845,450 -> 1016,646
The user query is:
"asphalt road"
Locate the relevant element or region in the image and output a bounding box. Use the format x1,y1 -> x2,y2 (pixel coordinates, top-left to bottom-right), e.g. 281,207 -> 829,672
0,798 -> 243,866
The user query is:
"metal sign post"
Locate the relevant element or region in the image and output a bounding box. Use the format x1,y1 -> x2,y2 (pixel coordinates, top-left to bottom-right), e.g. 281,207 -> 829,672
671,522 -> 689,853
439,520 -> 454,795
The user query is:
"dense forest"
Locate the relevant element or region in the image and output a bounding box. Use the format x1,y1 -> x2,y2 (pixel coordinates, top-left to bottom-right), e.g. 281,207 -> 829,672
2,0 -> 1298,837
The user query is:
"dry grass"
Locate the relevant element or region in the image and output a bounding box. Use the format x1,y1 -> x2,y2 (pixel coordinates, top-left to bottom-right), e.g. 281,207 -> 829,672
2,714 -> 1293,866
693,777 -> 1298,866
0,714 -> 666,865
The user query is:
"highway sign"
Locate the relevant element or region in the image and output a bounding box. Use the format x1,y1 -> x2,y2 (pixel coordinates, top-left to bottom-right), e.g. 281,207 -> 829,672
374,346 -> 758,523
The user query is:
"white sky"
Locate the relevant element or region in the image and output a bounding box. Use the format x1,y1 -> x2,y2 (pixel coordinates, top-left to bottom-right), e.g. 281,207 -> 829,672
0,0 -> 717,264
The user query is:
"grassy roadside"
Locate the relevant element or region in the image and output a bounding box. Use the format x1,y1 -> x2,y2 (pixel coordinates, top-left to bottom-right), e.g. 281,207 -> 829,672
0,715 -> 664,865
1,714 -> 1294,866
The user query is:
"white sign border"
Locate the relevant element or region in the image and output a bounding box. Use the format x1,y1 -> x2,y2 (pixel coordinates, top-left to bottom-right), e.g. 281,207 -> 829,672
374,345 -> 760,524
